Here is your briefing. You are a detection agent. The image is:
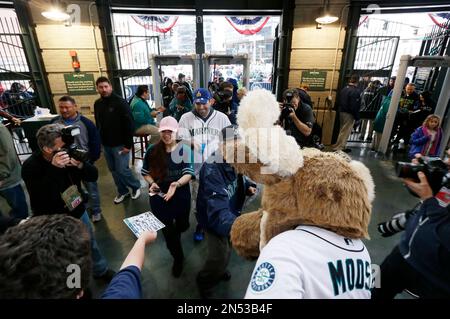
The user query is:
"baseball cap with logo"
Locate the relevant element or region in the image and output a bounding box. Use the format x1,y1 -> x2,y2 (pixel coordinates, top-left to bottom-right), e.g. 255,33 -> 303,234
193,88 -> 212,104
158,116 -> 178,132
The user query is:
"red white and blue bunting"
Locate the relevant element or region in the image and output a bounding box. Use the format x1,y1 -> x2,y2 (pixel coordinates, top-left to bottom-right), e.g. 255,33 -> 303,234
225,16 -> 270,35
428,13 -> 450,29
131,15 -> 179,33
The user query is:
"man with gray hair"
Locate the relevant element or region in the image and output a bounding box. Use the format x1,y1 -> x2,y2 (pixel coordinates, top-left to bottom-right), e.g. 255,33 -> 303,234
21,123 -> 115,281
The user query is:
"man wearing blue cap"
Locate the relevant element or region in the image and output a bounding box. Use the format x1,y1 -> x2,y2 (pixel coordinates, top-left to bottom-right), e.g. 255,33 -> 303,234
178,88 -> 231,242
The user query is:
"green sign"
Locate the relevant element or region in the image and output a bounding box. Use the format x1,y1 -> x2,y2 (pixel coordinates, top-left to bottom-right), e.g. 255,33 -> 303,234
64,73 -> 97,95
301,70 -> 327,91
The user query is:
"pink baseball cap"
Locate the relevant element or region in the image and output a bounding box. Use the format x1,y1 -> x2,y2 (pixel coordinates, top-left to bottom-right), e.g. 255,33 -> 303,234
158,116 -> 178,132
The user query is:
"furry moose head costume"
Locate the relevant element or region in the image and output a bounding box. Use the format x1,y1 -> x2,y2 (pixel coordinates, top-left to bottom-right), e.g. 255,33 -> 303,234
222,89 -> 375,260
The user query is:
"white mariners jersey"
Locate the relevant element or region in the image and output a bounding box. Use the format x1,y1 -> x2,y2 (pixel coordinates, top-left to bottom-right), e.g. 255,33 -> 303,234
177,109 -> 231,164
245,225 -> 372,299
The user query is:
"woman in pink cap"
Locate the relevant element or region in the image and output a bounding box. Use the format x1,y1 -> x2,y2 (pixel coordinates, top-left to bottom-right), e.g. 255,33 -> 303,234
140,116 -> 194,278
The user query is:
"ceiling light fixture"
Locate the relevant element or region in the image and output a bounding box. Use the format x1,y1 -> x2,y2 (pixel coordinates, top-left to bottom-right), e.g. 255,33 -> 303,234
315,0 -> 339,25
42,4 -> 70,22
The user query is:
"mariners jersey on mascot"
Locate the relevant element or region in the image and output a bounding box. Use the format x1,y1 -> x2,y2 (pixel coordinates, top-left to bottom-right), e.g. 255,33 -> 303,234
245,225 -> 372,299
178,109 -> 231,164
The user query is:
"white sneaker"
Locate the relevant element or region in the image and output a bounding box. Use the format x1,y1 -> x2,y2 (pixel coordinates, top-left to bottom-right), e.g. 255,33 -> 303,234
131,188 -> 141,200
92,213 -> 102,223
114,193 -> 129,204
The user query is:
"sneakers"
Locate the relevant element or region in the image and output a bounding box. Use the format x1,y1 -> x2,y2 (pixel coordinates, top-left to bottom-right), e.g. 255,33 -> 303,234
172,259 -> 184,278
92,213 -> 102,223
131,188 -> 141,200
193,230 -> 204,242
114,193 -> 129,204
114,189 -> 140,204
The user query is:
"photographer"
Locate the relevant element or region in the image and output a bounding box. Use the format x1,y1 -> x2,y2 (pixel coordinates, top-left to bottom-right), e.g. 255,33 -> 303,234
279,89 -> 314,148
372,151 -> 450,299
212,81 -> 238,125
21,124 -> 114,281
51,96 -> 103,222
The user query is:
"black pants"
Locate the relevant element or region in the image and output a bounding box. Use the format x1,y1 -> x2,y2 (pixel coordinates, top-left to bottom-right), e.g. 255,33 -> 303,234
371,246 -> 449,299
196,231 -> 231,292
160,213 -> 189,262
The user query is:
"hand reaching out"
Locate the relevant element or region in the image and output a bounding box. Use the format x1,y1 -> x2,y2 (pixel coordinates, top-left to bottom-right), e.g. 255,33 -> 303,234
138,231 -> 157,245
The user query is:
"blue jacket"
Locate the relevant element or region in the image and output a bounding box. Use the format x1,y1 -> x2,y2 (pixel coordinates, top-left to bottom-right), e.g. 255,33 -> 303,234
408,126 -> 443,159
339,83 -> 361,120
196,162 -> 255,237
399,196 -> 450,295
51,113 -> 101,163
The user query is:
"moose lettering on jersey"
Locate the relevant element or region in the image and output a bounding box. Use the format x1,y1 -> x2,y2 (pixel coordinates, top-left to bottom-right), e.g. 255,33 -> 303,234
328,259 -> 372,296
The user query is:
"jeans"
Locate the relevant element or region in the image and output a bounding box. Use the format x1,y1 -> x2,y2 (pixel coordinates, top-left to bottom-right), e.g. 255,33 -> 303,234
103,145 -> 141,196
0,184 -> 29,219
80,211 -> 108,277
83,181 -> 101,216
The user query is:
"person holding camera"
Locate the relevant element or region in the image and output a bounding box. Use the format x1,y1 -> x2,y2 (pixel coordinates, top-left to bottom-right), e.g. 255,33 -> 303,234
212,81 -> 238,125
21,123 -> 114,281
51,96 -> 103,222
279,88 -> 314,148
372,150 -> 450,299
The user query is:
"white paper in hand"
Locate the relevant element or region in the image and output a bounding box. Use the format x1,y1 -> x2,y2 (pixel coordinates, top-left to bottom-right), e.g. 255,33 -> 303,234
123,211 -> 165,238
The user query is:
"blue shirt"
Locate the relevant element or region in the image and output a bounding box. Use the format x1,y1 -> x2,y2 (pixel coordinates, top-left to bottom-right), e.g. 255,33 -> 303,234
101,266 -> 142,299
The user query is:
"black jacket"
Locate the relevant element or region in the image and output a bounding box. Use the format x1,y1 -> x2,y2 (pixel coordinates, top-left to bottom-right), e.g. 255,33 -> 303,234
22,152 -> 98,219
339,83 -> 361,120
399,197 -> 450,295
94,93 -> 135,149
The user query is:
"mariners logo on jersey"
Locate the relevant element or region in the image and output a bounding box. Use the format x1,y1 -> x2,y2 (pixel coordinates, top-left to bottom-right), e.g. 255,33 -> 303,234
250,262 -> 276,293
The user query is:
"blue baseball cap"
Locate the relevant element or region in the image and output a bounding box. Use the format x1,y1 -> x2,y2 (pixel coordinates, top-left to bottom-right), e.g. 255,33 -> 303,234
193,88 -> 212,104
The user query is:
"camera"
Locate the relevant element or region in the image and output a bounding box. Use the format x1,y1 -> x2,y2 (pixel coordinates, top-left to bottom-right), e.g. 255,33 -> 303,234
280,90 -> 295,121
377,203 -> 421,237
396,156 -> 450,196
60,125 -> 90,162
217,89 -> 233,101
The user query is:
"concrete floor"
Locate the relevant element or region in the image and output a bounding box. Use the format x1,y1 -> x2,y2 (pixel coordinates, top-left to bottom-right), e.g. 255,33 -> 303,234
0,145 -> 416,299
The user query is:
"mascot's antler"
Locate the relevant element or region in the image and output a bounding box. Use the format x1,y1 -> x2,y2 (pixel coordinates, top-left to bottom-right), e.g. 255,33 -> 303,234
235,89 -> 304,178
